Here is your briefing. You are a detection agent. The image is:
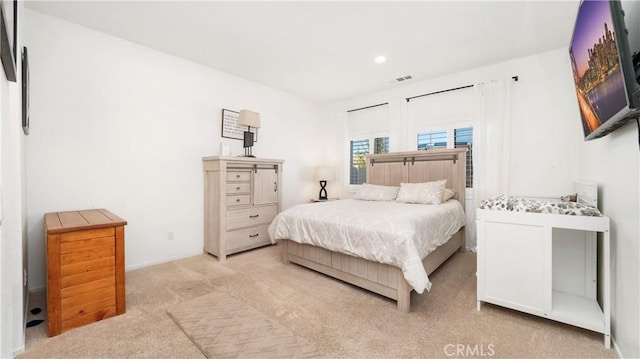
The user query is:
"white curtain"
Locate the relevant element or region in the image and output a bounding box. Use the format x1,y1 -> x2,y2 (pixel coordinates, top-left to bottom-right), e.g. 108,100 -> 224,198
346,104 -> 389,138
468,79 -> 513,250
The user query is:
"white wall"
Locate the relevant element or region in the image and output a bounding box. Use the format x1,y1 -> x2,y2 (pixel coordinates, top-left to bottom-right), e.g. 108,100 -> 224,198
322,47 -> 639,358
324,48 -> 583,197
0,1 -> 27,357
581,124 -> 639,358
582,1 -> 639,357
24,9 -> 323,291
582,1 -> 640,357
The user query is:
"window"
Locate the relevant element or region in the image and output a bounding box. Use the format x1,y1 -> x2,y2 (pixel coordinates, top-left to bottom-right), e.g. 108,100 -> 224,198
454,127 -> 473,188
374,137 -> 389,154
347,103 -> 390,186
417,130 -> 447,150
416,126 -> 473,188
350,137 -> 389,185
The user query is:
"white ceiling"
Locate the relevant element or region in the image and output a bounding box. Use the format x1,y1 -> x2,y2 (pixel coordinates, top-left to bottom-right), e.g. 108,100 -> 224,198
25,1 -> 580,103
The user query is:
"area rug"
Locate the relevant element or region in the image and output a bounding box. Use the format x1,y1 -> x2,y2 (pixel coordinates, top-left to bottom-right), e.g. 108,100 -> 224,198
167,291 -> 319,358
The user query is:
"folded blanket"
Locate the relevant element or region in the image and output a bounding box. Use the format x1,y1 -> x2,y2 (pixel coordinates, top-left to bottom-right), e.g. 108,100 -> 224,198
480,195 -> 602,217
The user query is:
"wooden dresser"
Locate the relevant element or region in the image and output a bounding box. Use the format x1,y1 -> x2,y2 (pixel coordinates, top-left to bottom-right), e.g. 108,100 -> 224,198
203,156 -> 283,261
45,208 -> 127,337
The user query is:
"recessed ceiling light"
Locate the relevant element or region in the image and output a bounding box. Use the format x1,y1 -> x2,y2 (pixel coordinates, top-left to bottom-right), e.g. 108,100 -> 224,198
374,56 -> 386,64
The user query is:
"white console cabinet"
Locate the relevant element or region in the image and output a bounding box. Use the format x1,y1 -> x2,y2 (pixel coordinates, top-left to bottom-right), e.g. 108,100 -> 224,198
477,208 -> 610,348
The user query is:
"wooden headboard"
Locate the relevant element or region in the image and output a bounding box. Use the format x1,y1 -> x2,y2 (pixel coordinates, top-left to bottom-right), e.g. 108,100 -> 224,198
365,148 -> 468,211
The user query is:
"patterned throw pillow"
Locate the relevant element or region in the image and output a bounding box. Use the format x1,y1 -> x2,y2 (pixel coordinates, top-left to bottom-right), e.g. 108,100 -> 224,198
396,180 -> 447,205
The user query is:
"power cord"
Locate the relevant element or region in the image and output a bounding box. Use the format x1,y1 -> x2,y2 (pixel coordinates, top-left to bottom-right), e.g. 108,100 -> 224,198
636,117 -> 640,148
637,118 -> 640,150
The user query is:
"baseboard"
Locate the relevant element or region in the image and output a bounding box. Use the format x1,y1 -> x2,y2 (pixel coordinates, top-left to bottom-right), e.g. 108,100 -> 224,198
13,293 -> 29,357
12,344 -> 25,357
124,251 -> 204,271
611,335 -> 623,359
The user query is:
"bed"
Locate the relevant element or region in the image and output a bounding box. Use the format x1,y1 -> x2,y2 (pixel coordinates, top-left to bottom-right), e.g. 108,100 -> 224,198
268,148 -> 468,312
476,181 -> 611,348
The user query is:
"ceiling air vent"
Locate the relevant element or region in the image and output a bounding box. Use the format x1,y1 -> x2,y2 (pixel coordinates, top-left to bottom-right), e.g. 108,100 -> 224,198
395,75 -> 413,82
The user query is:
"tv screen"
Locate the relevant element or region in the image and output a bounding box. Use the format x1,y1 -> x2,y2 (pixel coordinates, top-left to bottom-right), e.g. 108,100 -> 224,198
569,0 -> 640,140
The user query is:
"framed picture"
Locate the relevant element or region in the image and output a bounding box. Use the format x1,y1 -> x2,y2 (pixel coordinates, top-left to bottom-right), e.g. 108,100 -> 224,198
0,0 -> 16,82
221,109 -> 258,141
21,46 -> 28,135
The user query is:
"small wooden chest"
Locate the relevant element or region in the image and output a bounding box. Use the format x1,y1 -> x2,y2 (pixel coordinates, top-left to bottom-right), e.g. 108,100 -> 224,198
45,209 -> 127,337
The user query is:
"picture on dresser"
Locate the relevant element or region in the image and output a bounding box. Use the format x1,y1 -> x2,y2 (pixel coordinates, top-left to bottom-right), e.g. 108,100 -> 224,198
221,108 -> 258,142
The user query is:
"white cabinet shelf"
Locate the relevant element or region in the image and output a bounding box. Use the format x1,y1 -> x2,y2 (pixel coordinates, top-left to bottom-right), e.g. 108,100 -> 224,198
549,291 -> 604,334
476,207 -> 610,348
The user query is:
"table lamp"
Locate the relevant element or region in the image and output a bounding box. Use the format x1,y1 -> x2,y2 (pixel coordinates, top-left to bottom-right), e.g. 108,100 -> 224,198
238,110 -> 261,157
314,166 -> 333,201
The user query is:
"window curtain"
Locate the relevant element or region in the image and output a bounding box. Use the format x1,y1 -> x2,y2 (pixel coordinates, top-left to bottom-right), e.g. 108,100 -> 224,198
347,104 -> 390,138
407,87 -> 473,148
469,78 -> 513,250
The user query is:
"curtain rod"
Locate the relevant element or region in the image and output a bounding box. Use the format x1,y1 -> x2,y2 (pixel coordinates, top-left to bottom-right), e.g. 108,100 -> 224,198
347,102 -> 389,113
405,75 -> 519,102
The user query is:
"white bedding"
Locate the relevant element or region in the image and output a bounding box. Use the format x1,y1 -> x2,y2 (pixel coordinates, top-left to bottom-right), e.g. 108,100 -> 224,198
268,199 -> 465,293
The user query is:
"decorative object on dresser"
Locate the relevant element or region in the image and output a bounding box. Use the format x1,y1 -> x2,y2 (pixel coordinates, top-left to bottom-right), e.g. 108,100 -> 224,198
476,181 -> 611,348
272,148 -> 467,312
314,166 -> 333,201
221,109 -> 258,142
203,156 -> 283,261
237,110 -> 261,157
45,208 -> 127,337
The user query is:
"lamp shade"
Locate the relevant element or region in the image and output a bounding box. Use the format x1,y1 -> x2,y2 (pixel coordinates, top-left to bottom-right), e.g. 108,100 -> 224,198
314,166 -> 333,181
238,110 -> 261,128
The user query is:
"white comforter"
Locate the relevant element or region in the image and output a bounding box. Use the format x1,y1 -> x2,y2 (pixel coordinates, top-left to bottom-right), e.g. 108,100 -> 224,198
268,199 -> 465,293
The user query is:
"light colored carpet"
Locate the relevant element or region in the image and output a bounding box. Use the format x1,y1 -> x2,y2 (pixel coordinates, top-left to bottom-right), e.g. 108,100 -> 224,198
167,291 -> 319,358
20,243 -> 615,358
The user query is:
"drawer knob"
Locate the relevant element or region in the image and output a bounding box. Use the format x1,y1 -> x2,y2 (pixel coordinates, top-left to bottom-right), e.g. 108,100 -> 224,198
249,214 -> 259,218
236,186 -> 240,190
236,174 -> 241,178
249,233 -> 259,238
236,198 -> 240,202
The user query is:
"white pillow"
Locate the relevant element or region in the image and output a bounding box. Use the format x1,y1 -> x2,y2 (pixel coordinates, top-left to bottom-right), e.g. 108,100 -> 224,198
396,180 -> 447,205
354,183 -> 400,201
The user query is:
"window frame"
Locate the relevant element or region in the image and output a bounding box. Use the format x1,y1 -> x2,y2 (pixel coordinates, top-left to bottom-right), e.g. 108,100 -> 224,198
416,121 -> 473,188
347,132 -> 389,189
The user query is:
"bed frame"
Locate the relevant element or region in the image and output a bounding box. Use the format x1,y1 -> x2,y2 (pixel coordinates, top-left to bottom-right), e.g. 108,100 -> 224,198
281,148 -> 468,312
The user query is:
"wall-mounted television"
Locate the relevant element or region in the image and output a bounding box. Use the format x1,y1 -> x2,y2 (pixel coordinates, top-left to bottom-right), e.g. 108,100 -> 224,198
569,0 -> 640,141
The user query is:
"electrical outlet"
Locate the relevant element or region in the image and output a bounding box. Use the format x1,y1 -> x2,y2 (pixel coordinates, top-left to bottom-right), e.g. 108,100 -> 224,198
167,232 -> 174,241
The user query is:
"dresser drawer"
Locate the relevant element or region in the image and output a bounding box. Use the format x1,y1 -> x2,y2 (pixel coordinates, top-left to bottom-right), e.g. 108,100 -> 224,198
226,171 -> 251,182
226,182 -> 251,195
227,195 -> 251,207
227,225 -> 270,253
226,206 -> 278,230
